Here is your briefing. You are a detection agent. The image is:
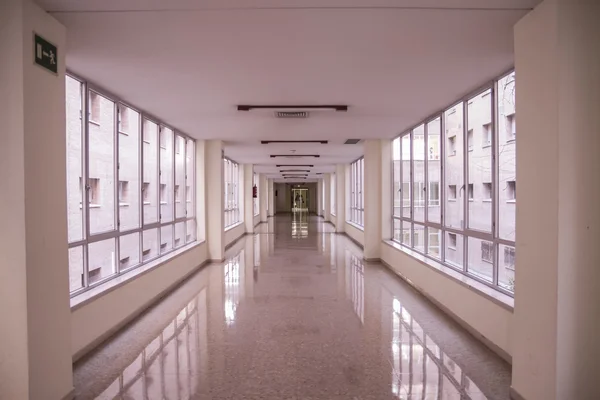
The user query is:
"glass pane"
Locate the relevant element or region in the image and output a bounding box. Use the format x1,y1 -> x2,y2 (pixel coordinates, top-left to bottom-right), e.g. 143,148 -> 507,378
88,238 -> 117,285
186,219 -> 197,243
401,221 -> 412,247
498,72 -> 517,241
401,135 -> 412,218
160,127 -> 174,223
467,89 -> 493,232
118,105 -> 140,231
413,126 -> 426,222
88,91 -> 116,234
160,225 -> 173,254
427,117 -> 441,224
499,244 -> 516,292
142,228 -> 159,262
427,227 -> 441,260
445,232 -> 464,269
444,103 -> 464,230
143,119 -> 159,225
467,237 -> 494,282
66,76 -> 84,243
68,246 -> 84,292
175,135 -> 186,219
413,224 -> 425,252
119,232 -> 140,271
393,219 -> 401,242
393,138 -> 401,217
186,139 -> 195,218
175,222 -> 185,248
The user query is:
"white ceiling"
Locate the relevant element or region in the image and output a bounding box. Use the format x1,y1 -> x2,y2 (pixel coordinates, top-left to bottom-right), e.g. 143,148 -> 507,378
38,0 -> 539,181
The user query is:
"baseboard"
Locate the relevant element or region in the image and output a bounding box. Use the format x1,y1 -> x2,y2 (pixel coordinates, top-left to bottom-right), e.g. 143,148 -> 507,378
380,258 -> 513,365
509,387 -> 526,400
61,387 -> 75,400
343,232 -> 364,250
72,259 -> 210,363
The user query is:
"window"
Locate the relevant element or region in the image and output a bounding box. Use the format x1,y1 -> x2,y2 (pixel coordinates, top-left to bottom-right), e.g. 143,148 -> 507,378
507,181 -> 516,201
448,135 -> 456,156
66,74 -> 197,296
89,91 -> 101,123
481,241 -> 493,263
448,233 -> 457,249
482,123 -> 492,147
253,172 -> 259,216
504,246 -> 515,269
467,129 -> 473,151
483,182 -> 492,201
89,178 -> 100,205
349,157 -> 364,227
506,113 -> 516,141
448,185 -> 457,200
331,172 -> 336,215
391,70 -> 517,294
118,181 -> 129,205
224,158 -> 240,228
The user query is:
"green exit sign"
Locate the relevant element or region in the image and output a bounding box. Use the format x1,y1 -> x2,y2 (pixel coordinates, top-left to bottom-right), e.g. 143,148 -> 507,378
34,33 -> 57,74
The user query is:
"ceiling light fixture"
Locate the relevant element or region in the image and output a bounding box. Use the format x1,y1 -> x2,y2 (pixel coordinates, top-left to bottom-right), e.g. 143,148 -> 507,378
238,105 -> 348,112
270,154 -> 320,158
280,169 -> 310,172
276,164 -> 314,167
261,140 -> 328,144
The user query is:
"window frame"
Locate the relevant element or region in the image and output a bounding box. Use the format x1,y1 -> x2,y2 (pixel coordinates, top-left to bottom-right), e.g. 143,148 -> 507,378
390,69 -> 517,296
348,157 -> 364,227
66,72 -> 198,298
223,157 -> 241,229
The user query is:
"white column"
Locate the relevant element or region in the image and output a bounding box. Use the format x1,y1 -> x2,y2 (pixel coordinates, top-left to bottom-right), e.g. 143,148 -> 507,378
205,140 -> 225,261
259,174 -> 268,222
268,179 -> 275,216
363,140 -> 382,260
244,164 -> 254,233
512,1 -> 600,399
335,164 -> 346,233
324,173 -> 331,223
0,1 -> 73,398
316,179 -> 323,216
380,139 -> 392,241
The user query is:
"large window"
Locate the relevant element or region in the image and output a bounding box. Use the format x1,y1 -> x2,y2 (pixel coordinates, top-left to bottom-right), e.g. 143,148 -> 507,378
66,74 -> 197,296
253,172 -> 259,216
330,172 -> 336,216
392,71 -> 516,294
349,157 -> 364,227
224,158 -> 240,228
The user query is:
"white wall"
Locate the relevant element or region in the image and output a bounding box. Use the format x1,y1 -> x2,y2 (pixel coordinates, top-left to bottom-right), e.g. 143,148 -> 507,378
345,222 -> 364,247
225,223 -> 246,248
71,243 -> 208,360
380,242 -> 513,361
0,1 -> 73,399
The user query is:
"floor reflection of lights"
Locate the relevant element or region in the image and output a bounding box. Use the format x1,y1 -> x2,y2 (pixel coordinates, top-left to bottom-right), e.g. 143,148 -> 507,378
224,255 -> 241,325
390,298 -> 487,400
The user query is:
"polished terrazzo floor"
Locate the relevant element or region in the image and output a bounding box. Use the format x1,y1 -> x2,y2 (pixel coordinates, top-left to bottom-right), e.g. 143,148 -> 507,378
73,214 -> 511,400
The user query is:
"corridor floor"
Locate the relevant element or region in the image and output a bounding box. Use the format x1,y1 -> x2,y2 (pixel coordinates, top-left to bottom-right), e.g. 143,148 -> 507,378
73,214 -> 511,400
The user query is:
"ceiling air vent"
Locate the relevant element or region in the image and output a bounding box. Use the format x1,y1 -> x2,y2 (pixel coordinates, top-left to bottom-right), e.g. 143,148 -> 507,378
344,139 -> 361,144
275,111 -> 309,118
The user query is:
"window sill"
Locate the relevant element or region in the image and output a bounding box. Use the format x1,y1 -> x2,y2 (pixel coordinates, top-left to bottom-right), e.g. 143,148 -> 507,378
224,221 -> 243,232
89,204 -> 101,209
331,213 -> 336,217
382,240 -> 514,311
160,201 -> 167,205
506,200 -> 516,204
119,203 -> 129,207
483,199 -> 492,203
89,119 -> 100,127
346,221 -> 364,231
70,240 -> 204,310
143,201 -> 151,205
468,199 -> 474,202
